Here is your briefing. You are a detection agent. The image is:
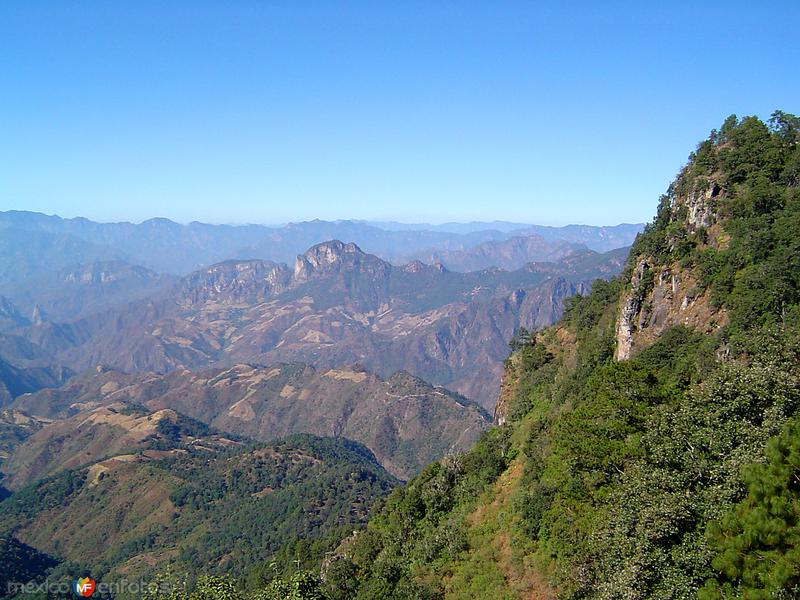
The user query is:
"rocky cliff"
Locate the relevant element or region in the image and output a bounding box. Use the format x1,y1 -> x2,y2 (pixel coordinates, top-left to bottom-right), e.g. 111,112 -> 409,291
615,175 -> 730,360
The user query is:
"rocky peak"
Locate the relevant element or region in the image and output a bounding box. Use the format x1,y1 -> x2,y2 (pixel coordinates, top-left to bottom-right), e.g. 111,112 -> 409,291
179,259 -> 292,306
293,240 -> 390,282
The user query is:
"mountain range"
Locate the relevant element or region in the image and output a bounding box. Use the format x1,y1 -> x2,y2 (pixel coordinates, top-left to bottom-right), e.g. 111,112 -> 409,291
0,240 -> 628,409
0,210 -> 639,595
8,363 -> 489,480
0,210 -> 641,277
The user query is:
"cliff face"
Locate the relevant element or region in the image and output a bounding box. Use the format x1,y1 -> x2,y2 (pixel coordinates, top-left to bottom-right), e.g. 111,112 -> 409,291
493,354 -> 521,426
615,178 -> 729,360
178,259 -> 292,306
615,258 -> 726,360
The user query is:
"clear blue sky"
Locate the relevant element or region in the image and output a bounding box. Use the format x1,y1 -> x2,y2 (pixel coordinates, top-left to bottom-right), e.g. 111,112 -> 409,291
1,1 -> 798,226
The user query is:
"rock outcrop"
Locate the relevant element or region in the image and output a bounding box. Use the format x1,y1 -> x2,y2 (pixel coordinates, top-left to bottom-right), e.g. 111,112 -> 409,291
178,259 -> 292,306
616,178 -> 728,361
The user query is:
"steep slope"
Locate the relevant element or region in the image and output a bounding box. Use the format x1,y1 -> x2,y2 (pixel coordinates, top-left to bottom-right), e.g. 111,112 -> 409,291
13,363 -> 490,480
318,112 -> 800,599
19,243 -> 626,409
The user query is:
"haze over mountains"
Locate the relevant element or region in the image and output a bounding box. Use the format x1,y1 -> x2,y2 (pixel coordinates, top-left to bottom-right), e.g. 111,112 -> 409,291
0,211 -> 634,502
0,209 -> 637,586
0,239 -> 629,409
0,210 -> 641,277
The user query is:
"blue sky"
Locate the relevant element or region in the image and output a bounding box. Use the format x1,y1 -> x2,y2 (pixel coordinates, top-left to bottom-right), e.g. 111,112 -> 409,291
1,1 -> 798,226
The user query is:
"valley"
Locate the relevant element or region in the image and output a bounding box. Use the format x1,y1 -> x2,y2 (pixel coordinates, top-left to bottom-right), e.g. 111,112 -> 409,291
0,211 -> 634,596
2,2 -> 795,597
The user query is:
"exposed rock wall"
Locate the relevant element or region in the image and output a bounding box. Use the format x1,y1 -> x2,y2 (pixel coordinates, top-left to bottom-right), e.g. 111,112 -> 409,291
616,259 -> 727,360
616,178 -> 727,361
674,181 -> 720,230
493,353 -> 521,426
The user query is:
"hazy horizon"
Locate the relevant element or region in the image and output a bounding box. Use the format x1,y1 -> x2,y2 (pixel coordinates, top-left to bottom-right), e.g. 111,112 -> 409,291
0,208 -> 644,229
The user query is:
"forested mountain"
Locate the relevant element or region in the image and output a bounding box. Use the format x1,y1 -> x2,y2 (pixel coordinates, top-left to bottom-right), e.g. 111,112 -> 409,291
315,111 -> 800,599
0,428 -> 397,595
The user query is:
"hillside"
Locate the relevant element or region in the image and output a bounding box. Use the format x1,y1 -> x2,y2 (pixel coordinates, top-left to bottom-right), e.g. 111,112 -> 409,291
0,401 -> 241,490
296,112 -> 800,598
6,243 -> 626,409
0,410 -> 48,471
0,431 -> 397,590
11,363 -> 490,480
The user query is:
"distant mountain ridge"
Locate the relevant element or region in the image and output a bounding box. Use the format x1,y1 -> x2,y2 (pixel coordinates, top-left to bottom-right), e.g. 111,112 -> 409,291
0,261 -> 175,324
0,210 -> 642,276
2,241 -> 628,408
404,234 -> 589,272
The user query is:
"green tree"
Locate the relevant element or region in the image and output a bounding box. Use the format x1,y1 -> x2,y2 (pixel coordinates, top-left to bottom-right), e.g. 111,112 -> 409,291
702,418 -> 800,599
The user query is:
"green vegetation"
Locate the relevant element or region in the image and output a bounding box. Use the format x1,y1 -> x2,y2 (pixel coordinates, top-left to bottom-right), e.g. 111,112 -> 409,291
2,112 -> 799,598
0,435 -> 396,593
140,570 -> 325,600
260,111 -> 799,599
0,536 -> 58,599
702,416 -> 800,598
